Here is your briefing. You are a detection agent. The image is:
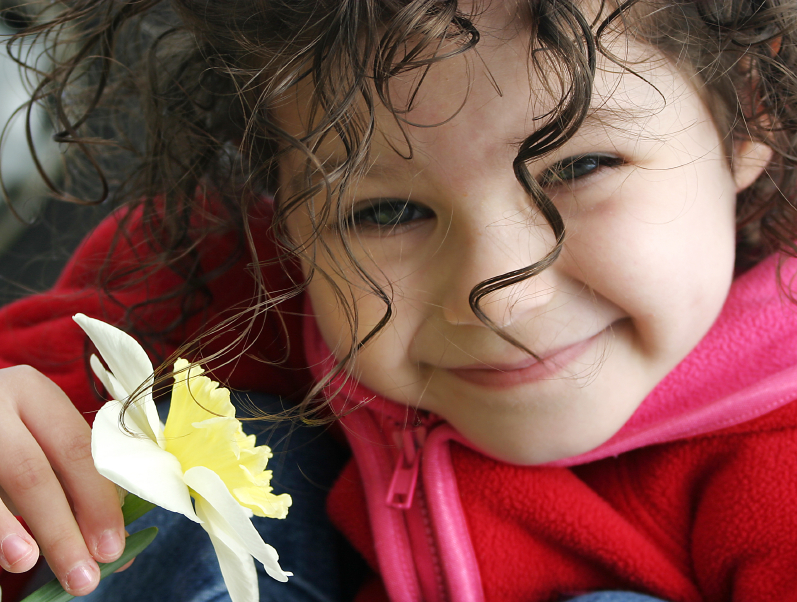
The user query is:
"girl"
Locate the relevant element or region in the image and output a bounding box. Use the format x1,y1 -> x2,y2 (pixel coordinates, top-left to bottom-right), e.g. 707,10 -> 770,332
0,0 -> 796,600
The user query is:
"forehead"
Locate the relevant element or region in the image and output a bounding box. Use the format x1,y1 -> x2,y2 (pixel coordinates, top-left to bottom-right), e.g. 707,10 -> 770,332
273,0 -> 699,173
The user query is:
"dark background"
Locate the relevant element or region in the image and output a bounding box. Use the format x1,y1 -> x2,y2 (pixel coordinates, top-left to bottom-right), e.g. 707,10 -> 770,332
0,1 -> 109,306
0,200 -> 104,305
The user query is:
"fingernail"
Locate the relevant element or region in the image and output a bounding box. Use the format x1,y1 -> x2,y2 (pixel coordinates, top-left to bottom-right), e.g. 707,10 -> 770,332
65,563 -> 96,593
96,529 -> 123,560
0,533 -> 34,567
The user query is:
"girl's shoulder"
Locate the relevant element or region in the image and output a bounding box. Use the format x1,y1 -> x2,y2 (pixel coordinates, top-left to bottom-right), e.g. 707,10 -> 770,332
0,193 -> 311,414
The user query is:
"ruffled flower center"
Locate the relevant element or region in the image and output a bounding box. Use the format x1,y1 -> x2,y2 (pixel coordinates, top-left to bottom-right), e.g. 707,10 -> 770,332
163,359 -> 291,519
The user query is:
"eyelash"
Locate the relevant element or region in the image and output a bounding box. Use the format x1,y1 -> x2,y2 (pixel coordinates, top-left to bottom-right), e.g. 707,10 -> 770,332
347,199 -> 435,232
539,154 -> 625,186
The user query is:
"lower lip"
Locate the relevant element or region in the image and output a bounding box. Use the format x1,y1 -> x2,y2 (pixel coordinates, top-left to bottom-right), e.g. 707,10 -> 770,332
447,334 -> 600,389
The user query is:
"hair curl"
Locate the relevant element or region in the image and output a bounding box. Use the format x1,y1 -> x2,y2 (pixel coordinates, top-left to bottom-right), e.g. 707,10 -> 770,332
5,0 -> 797,418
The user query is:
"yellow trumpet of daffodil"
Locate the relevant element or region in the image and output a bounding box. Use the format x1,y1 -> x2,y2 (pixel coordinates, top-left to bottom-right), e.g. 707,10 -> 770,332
73,314 -> 292,602
165,357 -> 291,520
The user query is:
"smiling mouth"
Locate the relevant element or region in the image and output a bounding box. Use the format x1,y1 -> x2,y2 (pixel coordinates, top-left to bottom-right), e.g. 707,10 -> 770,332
446,333 -> 601,389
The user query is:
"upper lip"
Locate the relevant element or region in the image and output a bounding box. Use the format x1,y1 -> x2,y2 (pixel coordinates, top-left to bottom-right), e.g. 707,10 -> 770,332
445,338 -> 595,372
449,357 -> 542,372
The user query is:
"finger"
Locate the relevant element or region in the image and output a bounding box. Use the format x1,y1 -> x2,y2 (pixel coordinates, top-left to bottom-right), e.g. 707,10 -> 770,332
12,366 -> 125,564
0,506 -> 39,573
0,417 -> 102,595
12,366 -> 125,562
48,434 -> 125,565
0,488 -> 19,515
0,367 -> 121,594
22,404 -> 125,562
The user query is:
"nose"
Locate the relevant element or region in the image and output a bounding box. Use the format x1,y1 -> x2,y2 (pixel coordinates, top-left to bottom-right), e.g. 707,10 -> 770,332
438,215 -> 560,328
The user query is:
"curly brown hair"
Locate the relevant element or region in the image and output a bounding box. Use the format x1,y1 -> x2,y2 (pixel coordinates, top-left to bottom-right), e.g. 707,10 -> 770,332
4,0 -> 797,415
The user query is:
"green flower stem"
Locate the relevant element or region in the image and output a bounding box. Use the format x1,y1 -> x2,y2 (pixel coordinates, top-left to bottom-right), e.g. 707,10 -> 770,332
120,493 -> 157,526
20,494 -> 159,602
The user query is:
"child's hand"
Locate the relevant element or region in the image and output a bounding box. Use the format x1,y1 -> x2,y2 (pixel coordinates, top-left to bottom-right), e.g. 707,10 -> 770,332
0,365 -> 126,596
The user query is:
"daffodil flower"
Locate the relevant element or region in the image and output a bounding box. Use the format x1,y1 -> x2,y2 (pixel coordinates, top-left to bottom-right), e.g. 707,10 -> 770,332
73,314 -> 292,602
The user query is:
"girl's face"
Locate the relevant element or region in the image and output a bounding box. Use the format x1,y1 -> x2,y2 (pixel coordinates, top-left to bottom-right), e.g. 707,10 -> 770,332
277,2 -> 770,464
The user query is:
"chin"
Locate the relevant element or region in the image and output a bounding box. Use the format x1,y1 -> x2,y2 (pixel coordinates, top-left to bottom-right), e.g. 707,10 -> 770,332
461,419 -> 624,466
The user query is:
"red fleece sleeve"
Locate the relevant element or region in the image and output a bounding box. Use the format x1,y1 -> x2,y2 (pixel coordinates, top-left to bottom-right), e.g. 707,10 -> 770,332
0,200 -> 310,422
690,426 -> 797,601
0,209 -> 160,421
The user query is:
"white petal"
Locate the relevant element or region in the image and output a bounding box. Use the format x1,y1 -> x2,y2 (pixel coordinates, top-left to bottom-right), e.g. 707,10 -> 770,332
88,354 -> 165,447
183,466 -> 290,581
195,497 -> 259,602
74,314 -> 161,441
89,355 -> 128,402
91,401 -> 199,523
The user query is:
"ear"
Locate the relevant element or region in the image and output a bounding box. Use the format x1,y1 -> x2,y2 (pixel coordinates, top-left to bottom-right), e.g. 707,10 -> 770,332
732,138 -> 773,192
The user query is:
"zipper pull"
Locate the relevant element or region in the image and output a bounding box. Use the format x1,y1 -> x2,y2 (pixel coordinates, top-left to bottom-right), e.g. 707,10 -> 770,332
386,427 -> 426,510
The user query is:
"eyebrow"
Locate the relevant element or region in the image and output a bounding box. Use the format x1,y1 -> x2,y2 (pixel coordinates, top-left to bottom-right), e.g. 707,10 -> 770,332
584,106 -> 641,131
283,156 -> 410,195
509,104 -> 634,146
282,105 -> 634,194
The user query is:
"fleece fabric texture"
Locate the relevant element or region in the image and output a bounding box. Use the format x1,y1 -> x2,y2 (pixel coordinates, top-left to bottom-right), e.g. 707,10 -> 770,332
2,203 -> 797,601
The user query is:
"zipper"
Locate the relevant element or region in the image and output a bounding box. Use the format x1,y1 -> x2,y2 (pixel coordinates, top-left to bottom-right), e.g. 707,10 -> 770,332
385,421 -> 449,602
386,425 -> 427,509
416,474 -> 448,602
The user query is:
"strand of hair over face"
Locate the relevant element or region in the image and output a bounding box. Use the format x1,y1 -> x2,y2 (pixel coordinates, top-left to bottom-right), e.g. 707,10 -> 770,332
7,0 -> 797,422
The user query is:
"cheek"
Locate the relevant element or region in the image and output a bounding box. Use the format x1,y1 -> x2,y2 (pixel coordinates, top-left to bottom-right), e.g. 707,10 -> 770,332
306,271 -> 405,361
302,228 -> 437,360
306,265 -> 431,404
565,161 -> 737,328
305,278 -> 348,356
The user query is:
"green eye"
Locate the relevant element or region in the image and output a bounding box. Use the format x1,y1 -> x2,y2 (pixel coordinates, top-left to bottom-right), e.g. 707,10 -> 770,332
541,154 -> 624,185
350,199 -> 434,230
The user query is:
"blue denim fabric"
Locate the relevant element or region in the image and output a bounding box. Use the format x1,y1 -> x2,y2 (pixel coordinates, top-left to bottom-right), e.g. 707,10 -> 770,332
82,393 -> 367,602
567,594 -> 669,602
